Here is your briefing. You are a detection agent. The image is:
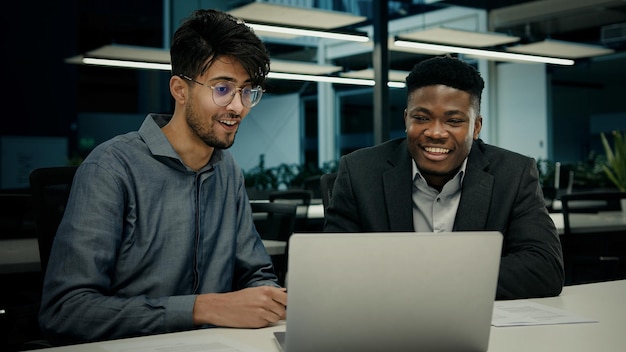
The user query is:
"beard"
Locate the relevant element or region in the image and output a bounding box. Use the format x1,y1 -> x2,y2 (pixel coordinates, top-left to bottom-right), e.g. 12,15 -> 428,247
185,102 -> 237,149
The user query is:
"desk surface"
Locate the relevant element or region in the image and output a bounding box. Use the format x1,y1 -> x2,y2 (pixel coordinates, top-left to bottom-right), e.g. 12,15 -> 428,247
0,238 -> 41,274
0,238 -> 285,274
550,211 -> 626,235
34,279 -> 626,352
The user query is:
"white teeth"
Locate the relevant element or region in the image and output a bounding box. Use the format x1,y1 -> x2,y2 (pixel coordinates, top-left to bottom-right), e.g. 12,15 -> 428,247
425,147 -> 449,154
220,120 -> 236,126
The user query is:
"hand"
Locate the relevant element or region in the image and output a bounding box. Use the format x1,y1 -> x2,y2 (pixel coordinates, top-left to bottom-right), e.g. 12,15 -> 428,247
193,286 -> 287,328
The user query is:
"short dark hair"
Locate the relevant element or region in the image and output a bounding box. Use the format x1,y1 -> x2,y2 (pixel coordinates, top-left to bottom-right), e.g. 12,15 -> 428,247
406,56 -> 485,112
170,9 -> 270,87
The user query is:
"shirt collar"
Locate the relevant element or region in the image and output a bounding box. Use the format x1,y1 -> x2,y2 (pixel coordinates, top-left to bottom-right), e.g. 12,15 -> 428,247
138,113 -> 223,171
412,157 -> 468,187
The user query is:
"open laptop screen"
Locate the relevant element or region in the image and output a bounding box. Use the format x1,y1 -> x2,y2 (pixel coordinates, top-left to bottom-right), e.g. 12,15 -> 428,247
282,231 -> 502,352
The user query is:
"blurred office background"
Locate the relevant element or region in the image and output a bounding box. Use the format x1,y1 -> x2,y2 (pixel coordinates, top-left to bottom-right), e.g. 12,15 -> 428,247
1,0 -> 626,188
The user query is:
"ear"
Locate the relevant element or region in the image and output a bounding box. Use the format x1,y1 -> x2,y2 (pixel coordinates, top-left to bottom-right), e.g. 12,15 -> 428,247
473,115 -> 483,139
170,75 -> 187,104
403,108 -> 409,131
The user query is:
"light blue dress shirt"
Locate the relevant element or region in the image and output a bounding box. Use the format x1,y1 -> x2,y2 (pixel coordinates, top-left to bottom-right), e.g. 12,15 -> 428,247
411,159 -> 466,232
39,114 -> 278,342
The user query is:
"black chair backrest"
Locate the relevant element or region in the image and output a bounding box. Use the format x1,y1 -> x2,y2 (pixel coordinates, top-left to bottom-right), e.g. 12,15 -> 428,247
250,202 -> 297,242
250,201 -> 297,287
29,166 -> 78,274
320,172 -> 337,214
268,189 -> 313,233
302,175 -> 322,199
560,191 -> 626,235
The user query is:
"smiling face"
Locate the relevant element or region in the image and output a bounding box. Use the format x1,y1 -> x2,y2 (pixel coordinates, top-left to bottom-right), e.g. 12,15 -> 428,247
184,56 -> 252,149
404,84 -> 482,189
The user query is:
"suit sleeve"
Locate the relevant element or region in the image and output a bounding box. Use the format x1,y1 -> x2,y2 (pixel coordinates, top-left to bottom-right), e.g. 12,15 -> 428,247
495,158 -> 564,299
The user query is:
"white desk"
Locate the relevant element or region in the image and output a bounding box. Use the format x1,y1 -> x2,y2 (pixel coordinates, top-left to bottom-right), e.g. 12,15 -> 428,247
261,240 -> 286,256
306,203 -> 324,219
0,238 -> 285,274
0,238 -> 41,274
250,201 -> 324,220
550,211 -> 626,235
32,280 -> 626,352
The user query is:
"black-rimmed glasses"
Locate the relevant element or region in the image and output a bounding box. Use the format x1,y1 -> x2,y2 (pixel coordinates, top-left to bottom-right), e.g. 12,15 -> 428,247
178,74 -> 264,108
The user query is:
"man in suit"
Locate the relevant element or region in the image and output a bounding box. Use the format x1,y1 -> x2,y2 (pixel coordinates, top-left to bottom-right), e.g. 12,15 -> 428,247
324,55 -> 563,300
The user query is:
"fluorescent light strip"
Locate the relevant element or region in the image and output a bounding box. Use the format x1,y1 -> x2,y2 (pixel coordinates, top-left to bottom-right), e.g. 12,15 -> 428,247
394,40 -> 575,66
83,57 -> 172,70
81,58 -> 405,87
248,23 -> 369,42
268,72 -> 405,88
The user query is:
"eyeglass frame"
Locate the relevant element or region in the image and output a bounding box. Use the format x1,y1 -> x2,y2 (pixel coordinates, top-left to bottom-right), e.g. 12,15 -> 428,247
177,74 -> 265,108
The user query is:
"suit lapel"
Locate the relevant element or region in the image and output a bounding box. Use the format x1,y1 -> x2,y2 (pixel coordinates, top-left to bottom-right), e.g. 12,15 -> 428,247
454,141 -> 493,230
383,141 -> 414,231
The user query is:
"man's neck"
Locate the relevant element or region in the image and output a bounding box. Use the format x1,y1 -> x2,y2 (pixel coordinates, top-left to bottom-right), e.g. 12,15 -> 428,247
162,115 -> 214,171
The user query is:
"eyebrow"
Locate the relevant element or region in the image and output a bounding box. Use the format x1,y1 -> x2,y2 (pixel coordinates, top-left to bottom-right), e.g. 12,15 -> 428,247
408,106 -> 468,117
409,106 -> 428,113
207,75 -> 252,84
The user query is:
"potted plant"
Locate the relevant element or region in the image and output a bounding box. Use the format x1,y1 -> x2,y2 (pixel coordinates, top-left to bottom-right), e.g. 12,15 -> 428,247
600,130 -> 626,192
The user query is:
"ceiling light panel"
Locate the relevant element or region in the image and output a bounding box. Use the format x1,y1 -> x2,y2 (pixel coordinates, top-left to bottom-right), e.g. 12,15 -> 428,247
506,39 -> 615,59
399,27 -> 520,48
86,45 -> 170,62
271,60 -> 343,75
247,23 -> 368,42
393,39 -> 574,65
228,2 -> 366,29
340,69 -> 410,82
388,37 -> 447,55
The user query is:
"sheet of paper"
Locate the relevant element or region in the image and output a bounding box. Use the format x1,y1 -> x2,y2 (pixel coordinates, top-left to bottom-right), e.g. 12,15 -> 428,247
492,301 -> 598,327
100,334 -> 264,352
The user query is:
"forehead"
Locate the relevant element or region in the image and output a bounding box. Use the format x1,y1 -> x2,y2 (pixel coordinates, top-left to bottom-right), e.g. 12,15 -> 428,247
408,85 -> 473,104
202,56 -> 250,82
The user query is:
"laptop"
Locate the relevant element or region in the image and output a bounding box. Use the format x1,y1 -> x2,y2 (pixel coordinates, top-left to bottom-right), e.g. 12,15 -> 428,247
275,231 -> 503,352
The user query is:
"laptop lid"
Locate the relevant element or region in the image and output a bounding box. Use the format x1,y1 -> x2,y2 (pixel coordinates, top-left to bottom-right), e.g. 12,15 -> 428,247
282,231 -> 502,352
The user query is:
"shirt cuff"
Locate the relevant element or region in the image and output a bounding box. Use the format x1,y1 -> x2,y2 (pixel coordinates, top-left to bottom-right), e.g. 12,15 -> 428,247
166,295 -> 197,331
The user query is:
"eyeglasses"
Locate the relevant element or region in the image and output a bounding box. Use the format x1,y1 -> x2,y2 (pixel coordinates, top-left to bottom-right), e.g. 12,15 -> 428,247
178,74 -> 264,108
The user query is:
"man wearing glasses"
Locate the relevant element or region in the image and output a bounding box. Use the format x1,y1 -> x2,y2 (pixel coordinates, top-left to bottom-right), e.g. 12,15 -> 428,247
38,9 -> 287,344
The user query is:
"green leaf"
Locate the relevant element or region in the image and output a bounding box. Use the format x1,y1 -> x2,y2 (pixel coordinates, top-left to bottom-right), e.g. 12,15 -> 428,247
600,131 -> 626,192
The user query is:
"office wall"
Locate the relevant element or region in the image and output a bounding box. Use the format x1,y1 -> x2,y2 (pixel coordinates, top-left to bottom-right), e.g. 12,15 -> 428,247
230,93 -> 301,172
76,97 -> 301,174
0,137 -> 68,189
495,63 -> 548,161
551,78 -> 626,163
77,113 -> 146,152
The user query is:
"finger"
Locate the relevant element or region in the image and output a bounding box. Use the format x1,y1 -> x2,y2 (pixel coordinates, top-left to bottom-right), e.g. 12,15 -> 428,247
270,288 -> 288,306
265,299 -> 287,319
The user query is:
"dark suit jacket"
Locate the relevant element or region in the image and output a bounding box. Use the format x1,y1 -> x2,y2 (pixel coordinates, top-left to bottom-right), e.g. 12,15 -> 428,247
324,138 -> 564,299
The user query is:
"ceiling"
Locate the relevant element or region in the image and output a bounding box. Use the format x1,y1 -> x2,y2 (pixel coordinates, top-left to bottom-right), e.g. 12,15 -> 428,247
72,0 -> 626,104
4,0 -> 623,138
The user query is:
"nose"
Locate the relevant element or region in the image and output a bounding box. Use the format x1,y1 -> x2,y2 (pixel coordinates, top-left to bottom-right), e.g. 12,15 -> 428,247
226,89 -> 246,113
424,120 -> 449,139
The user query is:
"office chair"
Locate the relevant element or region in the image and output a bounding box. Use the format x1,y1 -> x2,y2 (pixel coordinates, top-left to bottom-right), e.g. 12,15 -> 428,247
29,166 -> 78,275
302,175 -> 322,199
2,166 -> 79,351
560,191 -> 626,234
319,172 -> 337,215
250,202 -> 297,286
559,191 -> 626,285
268,189 -> 313,233
251,202 -> 297,242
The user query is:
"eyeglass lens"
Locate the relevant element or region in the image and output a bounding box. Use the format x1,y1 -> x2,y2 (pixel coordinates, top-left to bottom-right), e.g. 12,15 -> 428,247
212,82 -> 263,108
